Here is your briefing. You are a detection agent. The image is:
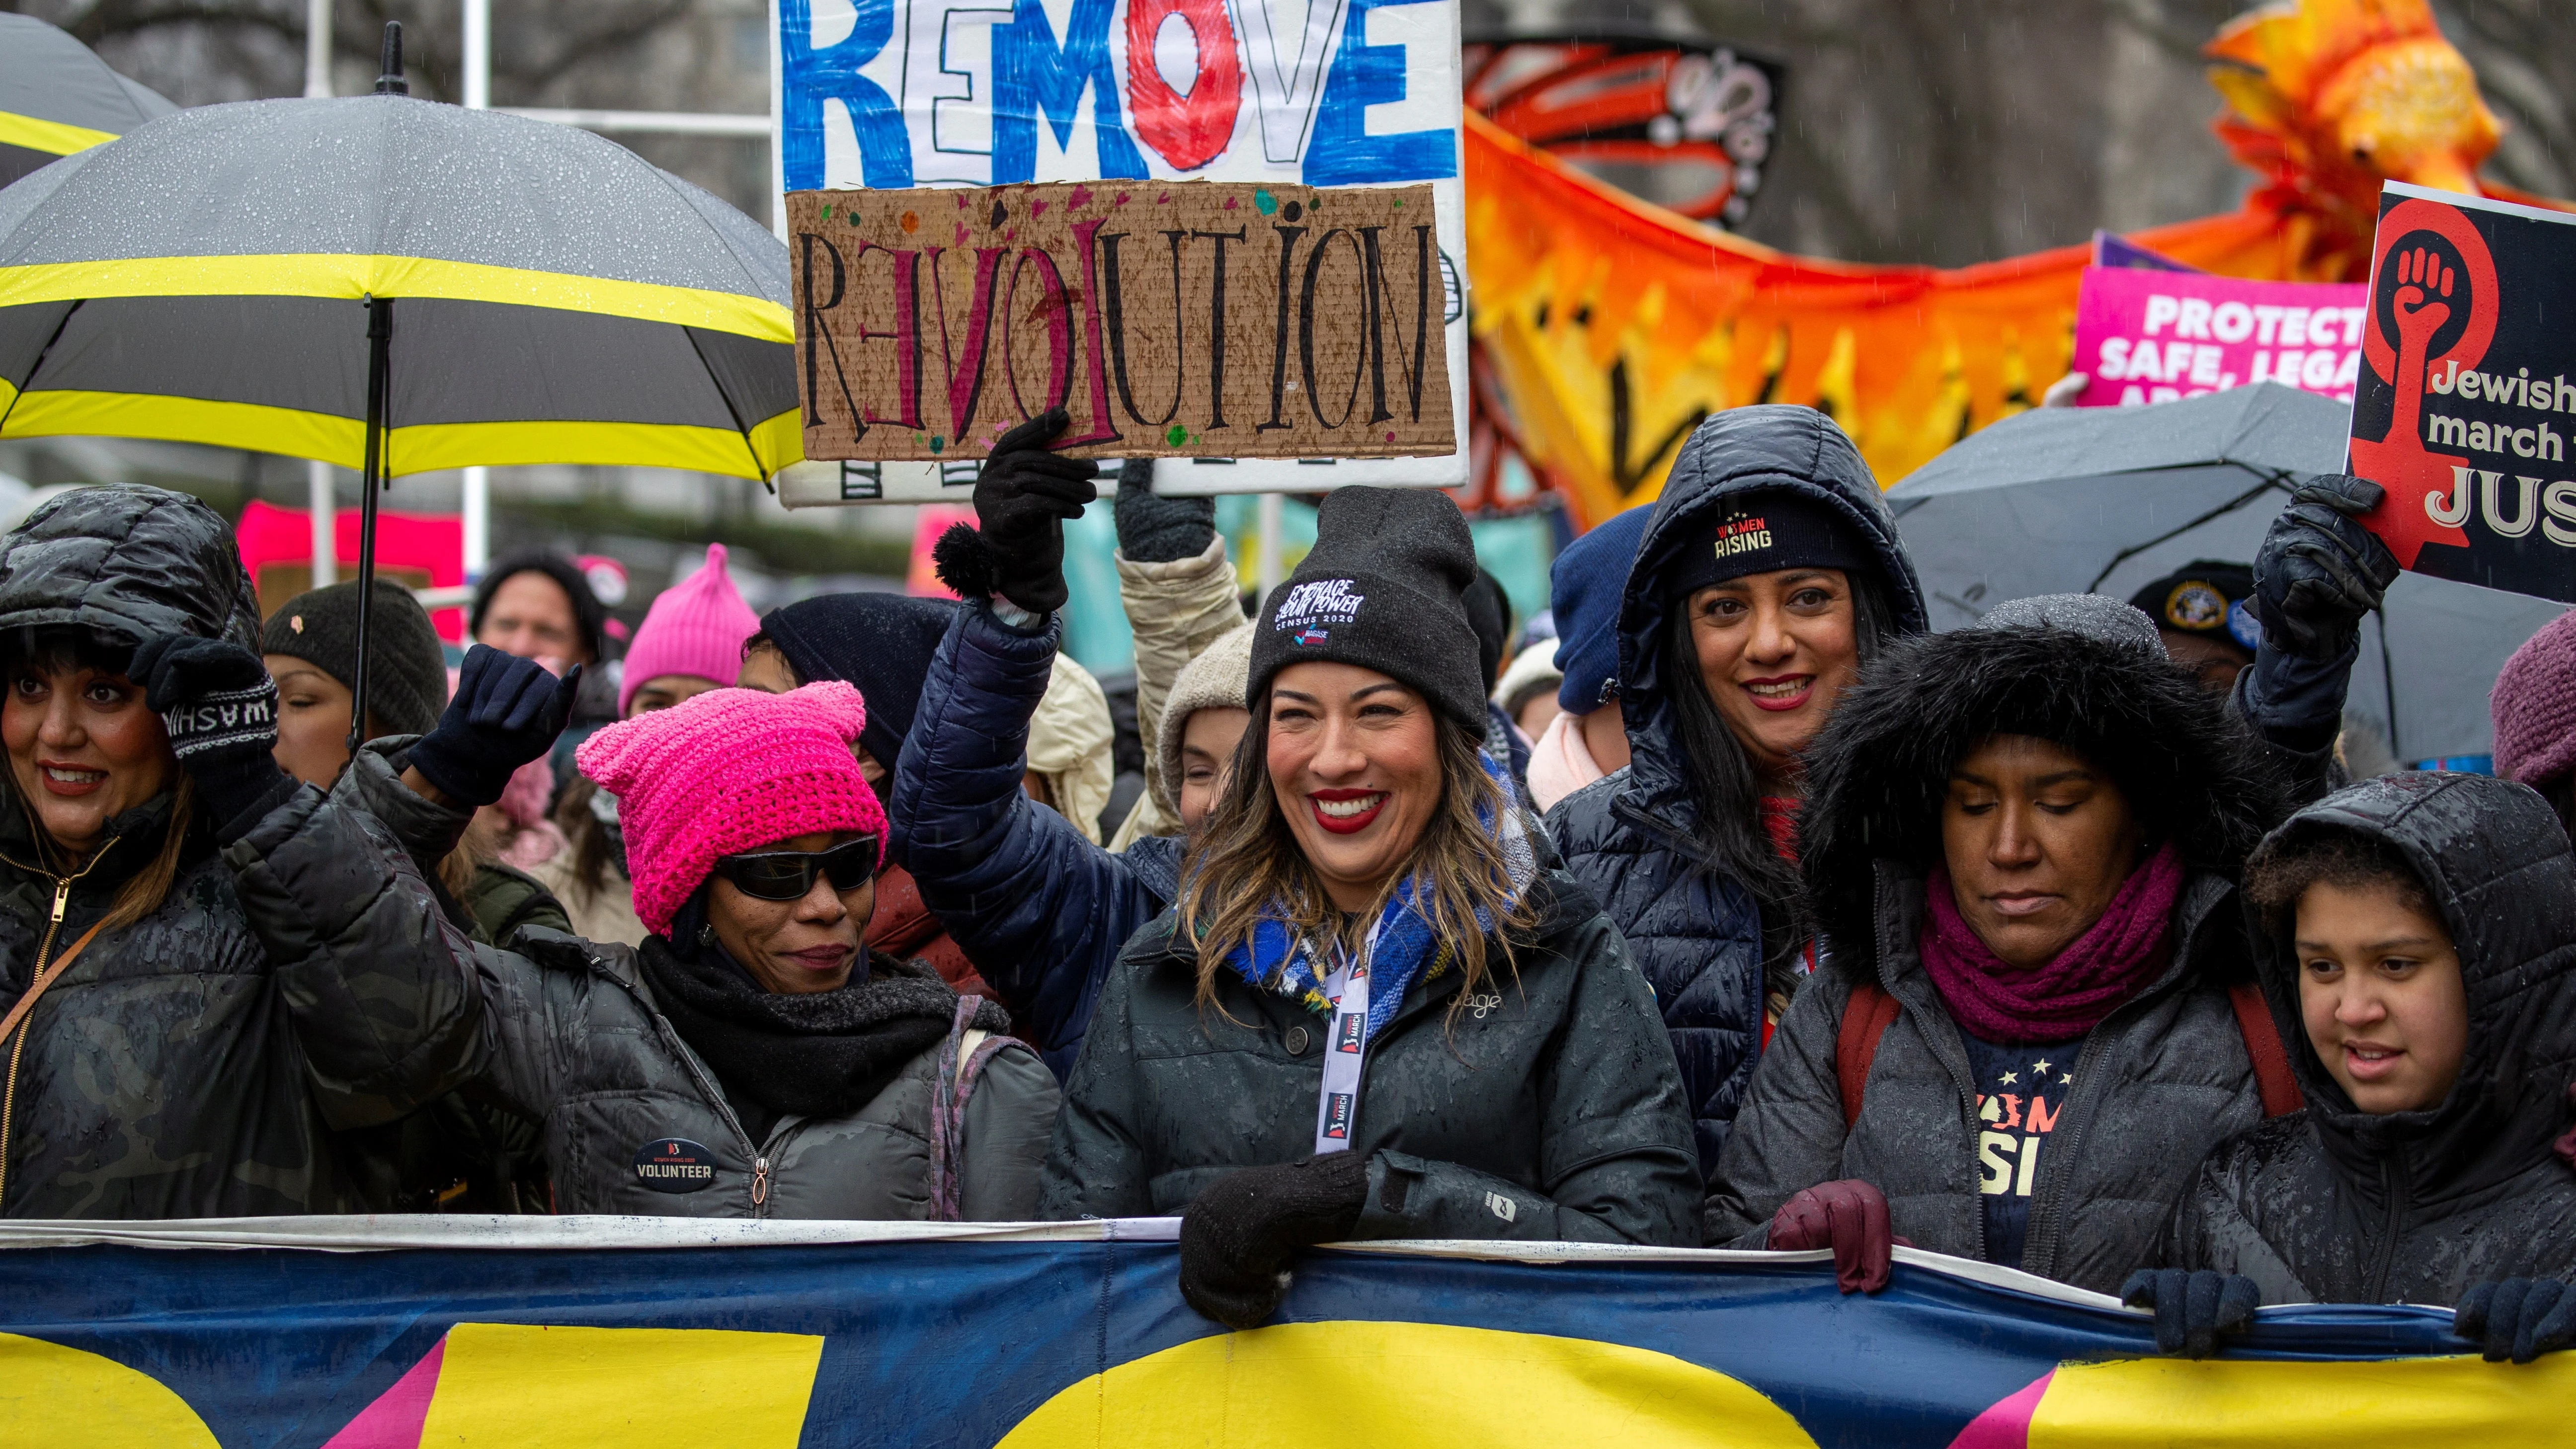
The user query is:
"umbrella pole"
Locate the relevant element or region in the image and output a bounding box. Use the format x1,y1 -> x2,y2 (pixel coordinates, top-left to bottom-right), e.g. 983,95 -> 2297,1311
347,296 -> 392,754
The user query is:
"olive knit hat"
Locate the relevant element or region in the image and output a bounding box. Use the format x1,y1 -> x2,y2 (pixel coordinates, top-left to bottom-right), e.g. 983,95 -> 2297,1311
259,578 -> 449,738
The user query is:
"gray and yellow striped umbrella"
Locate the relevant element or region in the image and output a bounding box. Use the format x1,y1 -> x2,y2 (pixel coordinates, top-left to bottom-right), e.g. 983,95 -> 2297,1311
0,88 -> 799,481
0,14 -> 176,189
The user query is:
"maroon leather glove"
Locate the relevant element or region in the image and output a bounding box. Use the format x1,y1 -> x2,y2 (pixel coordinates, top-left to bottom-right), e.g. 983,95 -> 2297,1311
1769,1179 -> 1905,1294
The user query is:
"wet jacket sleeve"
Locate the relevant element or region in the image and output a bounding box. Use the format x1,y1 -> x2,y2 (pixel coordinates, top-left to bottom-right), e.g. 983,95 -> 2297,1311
1700,965 -> 1857,1246
2232,644 -> 2354,807
1036,945 -> 1156,1219
958,1042 -> 1064,1220
2156,1137 -> 2316,1305
1117,536 -> 1244,820
1350,915 -> 1703,1247
221,748 -> 487,1131
890,601 -> 1166,1056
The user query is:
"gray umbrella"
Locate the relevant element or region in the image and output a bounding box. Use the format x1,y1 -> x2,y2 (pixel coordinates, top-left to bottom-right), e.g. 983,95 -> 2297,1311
1888,382 -> 2567,763
0,14 -> 176,188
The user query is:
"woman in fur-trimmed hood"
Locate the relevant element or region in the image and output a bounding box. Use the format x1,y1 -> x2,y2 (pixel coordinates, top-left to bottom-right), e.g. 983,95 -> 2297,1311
1703,594 -> 2294,1294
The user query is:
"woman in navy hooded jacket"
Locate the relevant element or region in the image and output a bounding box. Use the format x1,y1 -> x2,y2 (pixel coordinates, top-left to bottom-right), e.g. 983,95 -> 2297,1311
1545,405 -> 1929,1177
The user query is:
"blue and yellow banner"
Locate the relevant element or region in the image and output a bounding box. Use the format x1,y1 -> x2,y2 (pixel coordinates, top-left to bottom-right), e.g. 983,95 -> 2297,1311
0,1217 -> 2560,1447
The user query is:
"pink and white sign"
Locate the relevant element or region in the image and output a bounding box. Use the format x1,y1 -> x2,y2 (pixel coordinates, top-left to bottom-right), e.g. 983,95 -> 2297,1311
2072,266 -> 2368,407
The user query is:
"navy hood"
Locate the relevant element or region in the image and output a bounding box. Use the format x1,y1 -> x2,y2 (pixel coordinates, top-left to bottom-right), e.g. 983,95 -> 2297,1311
1614,405 -> 1928,820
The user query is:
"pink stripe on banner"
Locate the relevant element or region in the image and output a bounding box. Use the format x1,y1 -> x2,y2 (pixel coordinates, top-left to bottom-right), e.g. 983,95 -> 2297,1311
319,1336 -> 447,1449
1946,1367 -> 2052,1449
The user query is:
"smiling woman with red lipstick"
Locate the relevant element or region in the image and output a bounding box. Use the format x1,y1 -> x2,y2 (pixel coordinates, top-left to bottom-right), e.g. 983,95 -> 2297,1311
1548,406 -> 1932,1181
1043,486 -> 1701,1335
424,681 -> 1060,1219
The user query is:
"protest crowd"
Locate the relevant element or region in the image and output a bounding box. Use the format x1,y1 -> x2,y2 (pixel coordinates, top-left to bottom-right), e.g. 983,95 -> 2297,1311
5,392 -> 2575,1364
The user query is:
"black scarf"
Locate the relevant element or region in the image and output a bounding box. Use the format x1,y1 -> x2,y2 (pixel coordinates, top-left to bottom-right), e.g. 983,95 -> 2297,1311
634,925 -> 1009,1142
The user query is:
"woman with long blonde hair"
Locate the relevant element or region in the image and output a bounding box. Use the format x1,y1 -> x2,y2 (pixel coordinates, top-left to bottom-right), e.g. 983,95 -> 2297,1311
1041,487 -> 1699,1331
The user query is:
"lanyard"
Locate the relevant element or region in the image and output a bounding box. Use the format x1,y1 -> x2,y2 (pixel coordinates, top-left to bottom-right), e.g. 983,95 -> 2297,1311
1312,920 -> 1384,1155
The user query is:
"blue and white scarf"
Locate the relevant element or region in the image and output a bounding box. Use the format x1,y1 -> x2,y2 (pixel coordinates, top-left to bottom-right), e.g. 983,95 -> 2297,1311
1220,751 -> 1538,1046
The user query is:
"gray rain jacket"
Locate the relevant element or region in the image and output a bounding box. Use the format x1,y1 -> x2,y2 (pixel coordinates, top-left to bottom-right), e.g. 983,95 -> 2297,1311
2165,773 -> 2576,1302
1702,616 -> 2289,1291
1039,869 -> 1703,1245
0,485 -> 484,1216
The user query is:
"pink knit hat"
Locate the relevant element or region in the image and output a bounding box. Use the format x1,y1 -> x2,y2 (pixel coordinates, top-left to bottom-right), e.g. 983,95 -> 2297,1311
617,543 -> 762,714
2494,610 -> 2576,788
575,681 -> 888,935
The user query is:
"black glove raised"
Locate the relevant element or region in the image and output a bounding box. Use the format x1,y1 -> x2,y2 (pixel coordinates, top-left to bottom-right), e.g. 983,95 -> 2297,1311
1112,458 -> 1215,564
971,407 -> 1099,615
134,634 -> 300,842
2454,1277 -> 2576,1364
407,645 -> 582,808
2119,1268 -> 2261,1359
1178,1150 -> 1370,1332
2253,473 -> 2401,660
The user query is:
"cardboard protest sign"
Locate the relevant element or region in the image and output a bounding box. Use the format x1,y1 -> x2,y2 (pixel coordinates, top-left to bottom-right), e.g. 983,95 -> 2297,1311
788,181 -> 1452,463
770,0 -> 1469,500
2072,267 -> 2367,408
2349,182 -> 2576,605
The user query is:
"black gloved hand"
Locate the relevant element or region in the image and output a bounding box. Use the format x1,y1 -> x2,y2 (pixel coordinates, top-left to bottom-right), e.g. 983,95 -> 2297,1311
2119,1269 -> 2262,1358
134,634 -> 301,842
972,407 -> 1099,615
2253,473 -> 2401,660
2454,1277 -> 2576,1364
1112,458 -> 1215,564
407,645 -> 582,808
1178,1150 -> 1371,1332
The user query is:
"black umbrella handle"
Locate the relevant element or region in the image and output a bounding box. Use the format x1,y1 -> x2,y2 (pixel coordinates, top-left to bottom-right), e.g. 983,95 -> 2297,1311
348,296 -> 392,755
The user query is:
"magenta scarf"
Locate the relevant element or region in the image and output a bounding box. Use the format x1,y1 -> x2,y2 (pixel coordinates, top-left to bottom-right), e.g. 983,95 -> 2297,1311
1919,842 -> 2185,1044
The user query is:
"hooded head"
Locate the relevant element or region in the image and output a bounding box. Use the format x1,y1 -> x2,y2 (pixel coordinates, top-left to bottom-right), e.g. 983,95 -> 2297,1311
1799,593 -> 2285,972
1247,486 -> 1485,732
2242,773 -> 2576,1202
619,543 -> 762,714
753,592 -> 954,773
0,484 -> 260,653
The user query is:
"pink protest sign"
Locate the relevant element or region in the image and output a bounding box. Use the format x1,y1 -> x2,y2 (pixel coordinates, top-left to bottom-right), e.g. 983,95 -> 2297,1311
2072,266 -> 2368,407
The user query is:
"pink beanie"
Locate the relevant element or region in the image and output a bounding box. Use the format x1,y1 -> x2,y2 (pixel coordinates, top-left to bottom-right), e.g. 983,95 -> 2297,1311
2494,610 -> 2576,788
575,681 -> 888,935
618,543 -> 762,714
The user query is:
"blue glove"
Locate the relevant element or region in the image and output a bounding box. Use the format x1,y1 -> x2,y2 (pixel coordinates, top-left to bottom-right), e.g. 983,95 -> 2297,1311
134,634 -> 301,842
2119,1269 -> 2261,1358
2253,474 -> 2400,660
407,646 -> 582,807
2455,1278 -> 2576,1364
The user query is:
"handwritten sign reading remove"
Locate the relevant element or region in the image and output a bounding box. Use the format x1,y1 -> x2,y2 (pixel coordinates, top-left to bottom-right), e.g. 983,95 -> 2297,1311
789,182 -> 1453,463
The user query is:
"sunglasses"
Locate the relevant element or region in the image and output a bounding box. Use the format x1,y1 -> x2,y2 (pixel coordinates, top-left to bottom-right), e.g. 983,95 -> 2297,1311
711,836 -> 880,901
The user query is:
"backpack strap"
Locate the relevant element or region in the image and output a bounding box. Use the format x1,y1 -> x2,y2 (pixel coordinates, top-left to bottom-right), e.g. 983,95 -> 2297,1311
1836,982 -> 1903,1131
2227,981 -> 2302,1119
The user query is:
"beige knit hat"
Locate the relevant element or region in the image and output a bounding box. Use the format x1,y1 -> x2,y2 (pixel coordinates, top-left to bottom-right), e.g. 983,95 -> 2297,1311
1156,621 -> 1256,809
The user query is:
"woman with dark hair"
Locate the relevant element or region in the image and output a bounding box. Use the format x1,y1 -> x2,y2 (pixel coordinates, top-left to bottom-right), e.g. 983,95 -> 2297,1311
1702,595 -> 2292,1295
1546,405 -> 1929,1177
1044,486 -> 1699,1331
0,485 -> 492,1216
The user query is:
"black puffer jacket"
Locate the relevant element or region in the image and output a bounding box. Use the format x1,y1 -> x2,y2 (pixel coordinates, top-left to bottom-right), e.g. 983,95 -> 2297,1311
1040,868 -> 1703,1245
2165,773 -> 2576,1303
1544,406 -> 1927,1175
1703,617 -> 2290,1291
0,486 -> 485,1216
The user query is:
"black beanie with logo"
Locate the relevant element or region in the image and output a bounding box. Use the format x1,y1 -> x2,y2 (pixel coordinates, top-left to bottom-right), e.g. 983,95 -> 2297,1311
259,577 -> 450,739
1663,489 -> 1873,599
1248,486 -> 1486,730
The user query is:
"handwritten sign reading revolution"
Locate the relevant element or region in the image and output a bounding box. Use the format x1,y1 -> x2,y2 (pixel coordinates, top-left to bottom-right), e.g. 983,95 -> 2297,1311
790,181 -> 1453,462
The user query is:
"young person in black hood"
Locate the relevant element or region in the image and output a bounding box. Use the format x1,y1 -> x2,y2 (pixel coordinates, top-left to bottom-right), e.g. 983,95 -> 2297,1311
1546,405 -> 1929,1178
2133,772 -> 2576,1361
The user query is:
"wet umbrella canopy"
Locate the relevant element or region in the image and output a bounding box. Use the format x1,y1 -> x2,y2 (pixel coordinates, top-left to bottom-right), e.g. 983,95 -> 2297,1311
0,14 -> 176,189
0,35 -> 798,483
1889,383 -> 2567,761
